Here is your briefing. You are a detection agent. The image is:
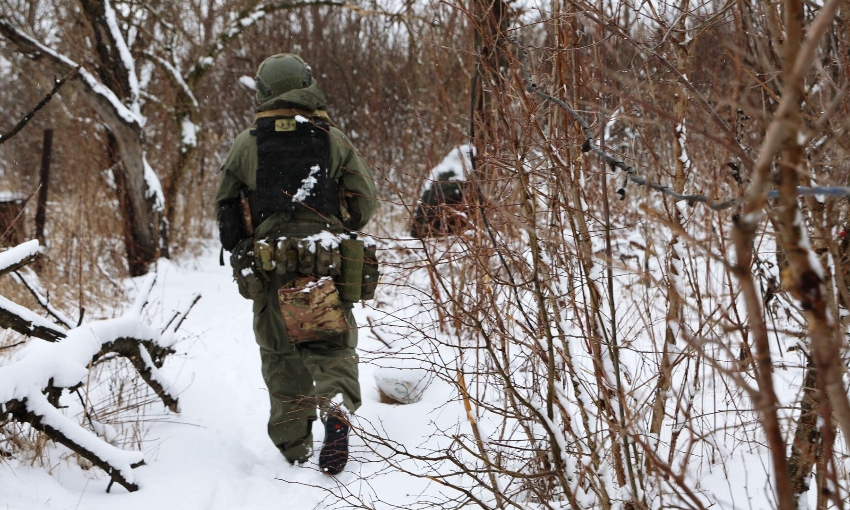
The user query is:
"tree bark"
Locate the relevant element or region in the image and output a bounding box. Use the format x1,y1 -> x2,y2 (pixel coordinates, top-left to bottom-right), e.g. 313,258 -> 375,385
0,15 -> 159,276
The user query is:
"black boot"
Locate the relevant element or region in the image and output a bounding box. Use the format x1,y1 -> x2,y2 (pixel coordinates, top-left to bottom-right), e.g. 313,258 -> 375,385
319,408 -> 349,475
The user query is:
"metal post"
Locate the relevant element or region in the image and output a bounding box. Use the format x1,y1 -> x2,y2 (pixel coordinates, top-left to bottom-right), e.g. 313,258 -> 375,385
35,128 -> 53,246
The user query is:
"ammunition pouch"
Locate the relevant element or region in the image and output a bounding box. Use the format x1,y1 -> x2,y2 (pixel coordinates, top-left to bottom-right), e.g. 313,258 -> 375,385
218,199 -> 247,251
246,232 -> 380,303
230,238 -> 267,300
338,238 -> 364,302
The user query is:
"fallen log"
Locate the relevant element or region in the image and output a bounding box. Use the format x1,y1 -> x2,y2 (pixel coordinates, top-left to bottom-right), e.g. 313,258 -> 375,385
0,245 -> 198,492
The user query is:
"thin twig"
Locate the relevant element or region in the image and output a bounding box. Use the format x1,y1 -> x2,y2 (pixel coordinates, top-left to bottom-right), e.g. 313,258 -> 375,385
0,65 -> 79,144
509,38 -> 850,210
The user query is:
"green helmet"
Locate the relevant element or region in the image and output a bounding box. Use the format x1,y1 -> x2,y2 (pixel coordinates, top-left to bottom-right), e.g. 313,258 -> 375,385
254,54 -> 313,104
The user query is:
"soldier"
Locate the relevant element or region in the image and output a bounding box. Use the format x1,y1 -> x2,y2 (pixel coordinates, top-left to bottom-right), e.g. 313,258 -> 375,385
215,54 -> 376,475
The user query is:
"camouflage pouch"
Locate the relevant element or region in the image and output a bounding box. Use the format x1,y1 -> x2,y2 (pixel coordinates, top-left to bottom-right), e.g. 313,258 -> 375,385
278,276 -> 349,344
361,243 -> 379,301
230,238 -> 267,300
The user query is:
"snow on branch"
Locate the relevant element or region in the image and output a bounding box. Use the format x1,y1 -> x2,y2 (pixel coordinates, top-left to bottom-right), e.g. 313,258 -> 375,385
0,239 -> 40,277
144,53 -> 198,110
0,17 -> 143,128
0,240 -> 66,342
102,0 -> 141,119
0,241 -> 196,492
0,294 -> 67,342
0,308 -> 183,492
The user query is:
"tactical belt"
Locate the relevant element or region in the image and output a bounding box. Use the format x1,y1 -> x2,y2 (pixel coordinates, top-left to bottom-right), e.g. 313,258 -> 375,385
254,108 -> 336,126
253,235 -> 344,279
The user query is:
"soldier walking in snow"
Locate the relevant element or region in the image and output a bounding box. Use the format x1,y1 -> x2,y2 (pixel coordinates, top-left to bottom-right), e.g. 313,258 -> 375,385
215,54 -> 376,474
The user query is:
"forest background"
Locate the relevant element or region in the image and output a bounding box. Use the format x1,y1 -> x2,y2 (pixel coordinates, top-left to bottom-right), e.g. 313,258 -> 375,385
1,0 -> 850,509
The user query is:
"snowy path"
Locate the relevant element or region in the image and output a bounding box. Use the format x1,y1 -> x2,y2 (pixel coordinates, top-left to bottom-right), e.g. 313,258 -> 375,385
1,248 -> 460,509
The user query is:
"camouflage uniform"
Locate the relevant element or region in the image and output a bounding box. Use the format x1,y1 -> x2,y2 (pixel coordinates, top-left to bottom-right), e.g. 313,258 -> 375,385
215,56 -> 376,463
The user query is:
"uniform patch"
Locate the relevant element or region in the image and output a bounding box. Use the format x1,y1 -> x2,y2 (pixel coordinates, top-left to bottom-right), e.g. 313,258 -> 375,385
275,118 -> 297,132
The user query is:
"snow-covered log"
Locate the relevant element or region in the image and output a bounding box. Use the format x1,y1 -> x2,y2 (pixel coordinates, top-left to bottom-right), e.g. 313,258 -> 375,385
0,246 -> 195,492
0,294 -> 66,342
0,241 -> 66,342
0,240 -> 40,278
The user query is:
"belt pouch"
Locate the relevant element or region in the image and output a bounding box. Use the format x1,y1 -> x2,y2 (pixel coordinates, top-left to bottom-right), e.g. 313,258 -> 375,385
338,238 -> 364,302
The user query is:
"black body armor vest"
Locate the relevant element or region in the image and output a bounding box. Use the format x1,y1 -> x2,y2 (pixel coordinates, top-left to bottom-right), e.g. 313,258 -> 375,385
251,116 -> 339,227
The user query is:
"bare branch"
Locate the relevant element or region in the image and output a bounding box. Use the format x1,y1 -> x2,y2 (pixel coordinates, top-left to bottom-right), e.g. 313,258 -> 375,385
0,65 -> 79,145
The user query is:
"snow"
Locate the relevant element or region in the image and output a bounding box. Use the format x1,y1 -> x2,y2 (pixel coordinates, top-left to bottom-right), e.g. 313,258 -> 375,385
0,191 -> 25,201
4,23 -> 143,127
0,294 -> 66,337
142,154 -> 165,212
238,9 -> 266,27
292,165 -> 322,203
0,231 -> 831,508
24,389 -> 145,484
0,245 -> 470,508
181,117 -> 198,149
0,317 -> 163,403
423,145 -> 472,193
103,0 -> 141,121
238,75 -> 256,90
0,239 -> 40,272
302,231 -> 341,252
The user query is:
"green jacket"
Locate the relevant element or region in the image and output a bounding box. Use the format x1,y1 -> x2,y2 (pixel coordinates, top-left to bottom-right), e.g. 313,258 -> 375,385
216,90 -> 376,238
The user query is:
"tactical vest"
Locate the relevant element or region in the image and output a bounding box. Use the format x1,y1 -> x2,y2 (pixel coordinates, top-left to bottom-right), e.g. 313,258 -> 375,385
251,116 -> 339,227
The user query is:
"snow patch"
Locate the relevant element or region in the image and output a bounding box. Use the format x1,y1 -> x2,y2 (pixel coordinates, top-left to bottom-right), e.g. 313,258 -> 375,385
103,0 -> 143,123
181,117 -> 198,149
292,165 -> 323,203
303,231 -> 341,252
0,239 -> 40,272
142,154 -> 165,212
238,75 -> 256,90
423,145 -> 472,194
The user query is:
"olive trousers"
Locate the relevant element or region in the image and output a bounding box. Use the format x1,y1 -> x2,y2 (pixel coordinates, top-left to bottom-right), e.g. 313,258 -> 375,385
252,271 -> 361,463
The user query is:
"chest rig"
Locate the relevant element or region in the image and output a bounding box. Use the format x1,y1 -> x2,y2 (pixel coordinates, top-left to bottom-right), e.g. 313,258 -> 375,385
251,116 -> 339,227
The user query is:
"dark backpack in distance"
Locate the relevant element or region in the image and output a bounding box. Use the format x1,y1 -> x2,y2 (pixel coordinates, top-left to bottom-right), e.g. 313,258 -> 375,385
410,174 -> 472,238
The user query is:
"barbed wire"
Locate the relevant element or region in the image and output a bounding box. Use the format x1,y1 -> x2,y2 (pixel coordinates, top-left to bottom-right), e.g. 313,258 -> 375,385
509,38 -> 848,211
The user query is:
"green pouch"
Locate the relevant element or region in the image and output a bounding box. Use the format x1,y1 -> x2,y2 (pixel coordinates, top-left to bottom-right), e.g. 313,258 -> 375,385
338,237 -> 364,302
328,249 -> 341,277
361,243 -> 379,301
230,238 -> 267,300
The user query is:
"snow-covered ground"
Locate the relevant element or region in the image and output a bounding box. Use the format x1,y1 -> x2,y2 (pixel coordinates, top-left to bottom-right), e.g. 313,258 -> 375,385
0,236 -> 832,509
1,247 -> 464,510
